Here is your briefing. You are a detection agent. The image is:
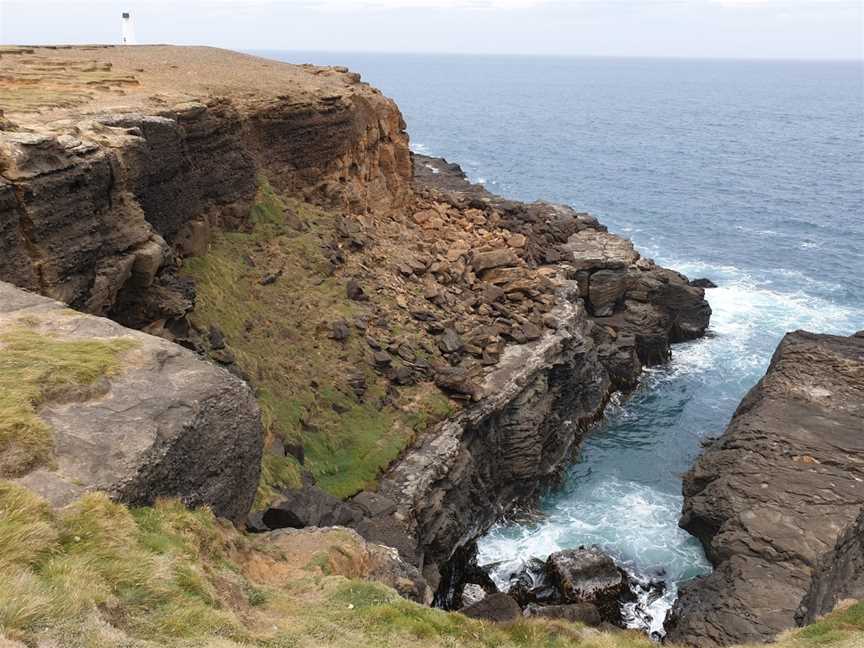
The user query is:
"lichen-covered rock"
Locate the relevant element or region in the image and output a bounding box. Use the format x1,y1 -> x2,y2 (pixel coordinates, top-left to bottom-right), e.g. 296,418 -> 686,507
668,331 -> 864,647
1,282 -> 263,523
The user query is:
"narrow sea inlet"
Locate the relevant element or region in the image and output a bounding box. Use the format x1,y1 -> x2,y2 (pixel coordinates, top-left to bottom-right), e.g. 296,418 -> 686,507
264,51 -> 864,631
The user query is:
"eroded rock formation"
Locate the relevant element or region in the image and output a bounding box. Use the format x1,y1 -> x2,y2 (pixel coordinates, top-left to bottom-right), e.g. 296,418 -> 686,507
668,330 -> 864,646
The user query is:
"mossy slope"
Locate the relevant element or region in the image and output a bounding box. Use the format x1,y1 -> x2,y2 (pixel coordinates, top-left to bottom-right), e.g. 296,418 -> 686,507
183,179 -> 452,503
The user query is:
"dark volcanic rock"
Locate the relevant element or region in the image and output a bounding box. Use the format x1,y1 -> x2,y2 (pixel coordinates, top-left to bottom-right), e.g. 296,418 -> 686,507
798,508 -> 864,625
460,592 -> 522,623
546,547 -> 628,624
668,331 -> 864,647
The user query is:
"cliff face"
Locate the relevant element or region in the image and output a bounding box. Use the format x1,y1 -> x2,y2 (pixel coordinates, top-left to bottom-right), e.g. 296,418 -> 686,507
668,330 -> 864,646
1,46 -> 710,588
0,46 -> 410,330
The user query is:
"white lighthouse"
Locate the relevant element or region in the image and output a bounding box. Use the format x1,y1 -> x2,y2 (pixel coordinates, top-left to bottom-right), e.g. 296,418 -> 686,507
121,12 -> 136,45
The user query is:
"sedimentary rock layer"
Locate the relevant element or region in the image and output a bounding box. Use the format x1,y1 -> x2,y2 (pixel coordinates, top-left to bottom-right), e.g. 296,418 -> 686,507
668,330 -> 864,646
0,46 -> 410,327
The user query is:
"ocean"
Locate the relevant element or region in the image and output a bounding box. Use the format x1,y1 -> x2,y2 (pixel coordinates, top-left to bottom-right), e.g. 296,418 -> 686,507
258,51 -> 864,631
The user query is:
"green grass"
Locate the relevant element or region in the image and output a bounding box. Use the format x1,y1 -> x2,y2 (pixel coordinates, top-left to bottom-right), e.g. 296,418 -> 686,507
0,483 -> 860,648
182,178 -> 451,502
0,328 -> 136,478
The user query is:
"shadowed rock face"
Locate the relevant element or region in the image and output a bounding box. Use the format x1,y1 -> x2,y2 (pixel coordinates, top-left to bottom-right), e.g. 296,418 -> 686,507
668,330 -> 864,647
1,281 -> 263,523
798,508 -> 864,625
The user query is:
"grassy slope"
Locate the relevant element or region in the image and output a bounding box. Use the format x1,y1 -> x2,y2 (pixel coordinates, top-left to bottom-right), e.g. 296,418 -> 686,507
0,326 -> 136,478
0,483 -> 860,648
182,178 -> 452,504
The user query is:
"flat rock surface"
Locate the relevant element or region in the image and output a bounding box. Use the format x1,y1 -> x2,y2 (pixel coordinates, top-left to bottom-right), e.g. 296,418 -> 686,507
1,282 -> 263,522
668,330 -> 864,646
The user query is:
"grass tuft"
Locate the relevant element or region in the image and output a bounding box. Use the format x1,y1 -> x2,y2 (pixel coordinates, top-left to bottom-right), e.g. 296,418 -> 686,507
0,328 -> 136,478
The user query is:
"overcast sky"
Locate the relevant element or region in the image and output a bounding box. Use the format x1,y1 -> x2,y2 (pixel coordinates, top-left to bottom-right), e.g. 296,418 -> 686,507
1,0 -> 861,60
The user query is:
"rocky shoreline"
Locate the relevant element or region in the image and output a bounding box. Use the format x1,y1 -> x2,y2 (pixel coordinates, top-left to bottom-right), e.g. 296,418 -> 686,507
668,330 -> 864,646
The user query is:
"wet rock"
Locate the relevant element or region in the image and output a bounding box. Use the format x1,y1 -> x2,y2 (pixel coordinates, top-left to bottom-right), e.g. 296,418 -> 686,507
460,592 -> 522,623
546,547 -> 627,624
461,584 -> 488,608
689,277 -> 717,288
524,602 -> 602,626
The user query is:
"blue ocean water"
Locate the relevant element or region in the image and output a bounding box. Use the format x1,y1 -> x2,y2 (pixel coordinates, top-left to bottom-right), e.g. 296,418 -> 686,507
260,51 -> 864,627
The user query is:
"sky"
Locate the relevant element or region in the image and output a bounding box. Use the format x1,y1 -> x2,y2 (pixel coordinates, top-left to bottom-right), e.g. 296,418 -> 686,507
0,0 -> 861,60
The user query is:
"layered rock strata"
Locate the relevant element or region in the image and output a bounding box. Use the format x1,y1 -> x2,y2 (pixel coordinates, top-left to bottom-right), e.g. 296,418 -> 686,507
0,46 -> 410,329
668,330 -> 864,646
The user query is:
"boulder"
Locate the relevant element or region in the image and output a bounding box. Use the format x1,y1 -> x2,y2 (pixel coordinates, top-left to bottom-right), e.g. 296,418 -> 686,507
472,249 -> 519,273
668,331 -> 864,647
546,547 -> 627,623
689,277 -> 717,289
2,282 -> 263,523
263,484 -> 363,529
460,592 -> 522,623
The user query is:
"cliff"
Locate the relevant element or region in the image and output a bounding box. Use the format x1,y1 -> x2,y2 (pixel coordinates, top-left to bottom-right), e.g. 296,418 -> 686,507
0,45 -> 410,328
668,330 -> 864,646
0,44 -> 717,644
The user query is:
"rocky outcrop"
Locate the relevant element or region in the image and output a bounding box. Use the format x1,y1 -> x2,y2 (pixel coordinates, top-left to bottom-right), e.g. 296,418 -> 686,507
798,508 -> 864,625
373,156 -> 710,595
0,46 -> 410,331
0,281 -> 263,523
668,330 -> 864,646
546,548 -> 629,624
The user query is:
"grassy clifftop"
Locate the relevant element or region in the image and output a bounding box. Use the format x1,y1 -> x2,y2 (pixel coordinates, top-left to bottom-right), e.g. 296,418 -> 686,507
1,482 -> 860,648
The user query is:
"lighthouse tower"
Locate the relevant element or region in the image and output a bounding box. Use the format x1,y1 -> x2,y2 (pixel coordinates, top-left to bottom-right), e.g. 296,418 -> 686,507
121,12 -> 136,45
